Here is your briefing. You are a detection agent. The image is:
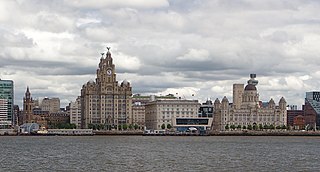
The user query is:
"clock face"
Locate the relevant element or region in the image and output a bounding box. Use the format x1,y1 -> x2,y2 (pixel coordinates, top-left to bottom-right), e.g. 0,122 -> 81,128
107,69 -> 112,75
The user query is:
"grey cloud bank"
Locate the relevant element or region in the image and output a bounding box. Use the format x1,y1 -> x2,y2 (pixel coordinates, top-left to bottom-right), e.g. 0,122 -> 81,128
0,0 -> 319,108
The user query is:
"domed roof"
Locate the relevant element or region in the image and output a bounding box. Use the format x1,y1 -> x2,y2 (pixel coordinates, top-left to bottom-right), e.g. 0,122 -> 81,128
244,84 -> 256,91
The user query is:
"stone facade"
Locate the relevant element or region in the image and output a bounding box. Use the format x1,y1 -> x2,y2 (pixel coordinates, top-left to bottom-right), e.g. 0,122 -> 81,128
69,96 -> 81,128
213,74 -> 287,131
81,48 -> 132,130
145,99 -> 200,130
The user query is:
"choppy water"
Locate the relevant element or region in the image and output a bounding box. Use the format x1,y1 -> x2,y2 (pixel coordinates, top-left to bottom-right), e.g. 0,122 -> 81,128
0,136 -> 319,171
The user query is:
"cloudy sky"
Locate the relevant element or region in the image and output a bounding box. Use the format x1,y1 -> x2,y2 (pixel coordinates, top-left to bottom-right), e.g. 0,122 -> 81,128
1,0 -> 320,108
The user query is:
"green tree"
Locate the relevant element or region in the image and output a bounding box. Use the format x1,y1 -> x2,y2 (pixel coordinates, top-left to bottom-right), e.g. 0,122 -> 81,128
129,124 -> 133,130
123,124 -> 128,130
161,124 -> 166,129
253,124 -> 258,130
242,125 -> 247,130
270,124 -> 275,130
276,126 -> 281,130
247,124 -> 252,130
263,124 -> 268,130
237,125 -> 242,130
259,124 -> 263,130
167,124 -> 172,129
134,124 -> 139,130
225,124 -> 229,130
230,124 -> 236,130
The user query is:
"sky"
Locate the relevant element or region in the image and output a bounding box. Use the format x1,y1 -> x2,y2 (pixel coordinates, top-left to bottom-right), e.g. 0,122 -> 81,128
1,0 -> 320,108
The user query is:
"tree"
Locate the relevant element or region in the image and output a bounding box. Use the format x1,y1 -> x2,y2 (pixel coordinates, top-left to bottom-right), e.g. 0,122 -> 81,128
161,124 -> 166,129
230,124 -> 236,130
123,124 -> 128,130
259,124 -> 263,130
237,125 -> 242,130
270,124 -> 275,130
225,124 -> 229,130
242,125 -> 246,130
134,124 -> 139,130
263,124 -> 269,130
247,124 -> 252,130
253,124 -> 258,130
167,124 -> 172,129
276,126 -> 281,130
129,124 -> 133,130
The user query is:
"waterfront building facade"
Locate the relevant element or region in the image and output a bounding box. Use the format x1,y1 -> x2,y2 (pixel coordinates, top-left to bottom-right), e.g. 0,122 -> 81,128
145,99 -> 200,130
69,97 -> 81,128
305,92 -> 320,129
198,100 -> 214,118
0,79 -> 14,128
81,48 -> 132,130
40,97 -> 60,113
213,74 -> 287,131
132,95 -> 151,129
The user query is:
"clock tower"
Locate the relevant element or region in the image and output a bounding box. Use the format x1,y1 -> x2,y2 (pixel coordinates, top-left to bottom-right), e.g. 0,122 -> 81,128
81,47 -> 133,130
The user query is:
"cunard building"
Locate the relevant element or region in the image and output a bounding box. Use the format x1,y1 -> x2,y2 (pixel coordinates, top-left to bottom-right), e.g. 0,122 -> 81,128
81,48 -> 132,130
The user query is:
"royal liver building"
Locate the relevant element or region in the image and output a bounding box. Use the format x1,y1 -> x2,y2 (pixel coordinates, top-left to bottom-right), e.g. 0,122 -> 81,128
81,48 -> 132,130
213,74 -> 287,131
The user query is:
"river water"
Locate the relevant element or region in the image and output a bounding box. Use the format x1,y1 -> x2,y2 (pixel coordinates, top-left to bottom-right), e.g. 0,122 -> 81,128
0,136 -> 319,171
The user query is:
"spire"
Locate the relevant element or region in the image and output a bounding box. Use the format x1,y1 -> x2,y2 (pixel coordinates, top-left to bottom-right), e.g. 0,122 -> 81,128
25,86 -> 31,99
106,46 -> 111,58
100,52 -> 104,59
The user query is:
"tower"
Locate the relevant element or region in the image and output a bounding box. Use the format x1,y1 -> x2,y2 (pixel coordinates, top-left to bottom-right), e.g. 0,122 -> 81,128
233,84 -> 244,109
81,47 -> 132,130
23,87 -> 34,123
241,74 -> 259,108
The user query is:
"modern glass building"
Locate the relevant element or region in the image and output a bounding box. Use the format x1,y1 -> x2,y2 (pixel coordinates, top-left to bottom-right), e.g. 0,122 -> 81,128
0,79 -> 14,128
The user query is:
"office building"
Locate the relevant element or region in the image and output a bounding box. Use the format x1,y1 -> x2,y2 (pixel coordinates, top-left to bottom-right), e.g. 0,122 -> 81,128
145,99 -> 200,130
69,97 -> 81,128
0,79 -> 14,128
81,48 -> 132,129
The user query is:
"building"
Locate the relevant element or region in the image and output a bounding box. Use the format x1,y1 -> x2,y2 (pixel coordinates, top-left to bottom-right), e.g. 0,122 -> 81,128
305,92 -> 320,129
287,109 -> 304,127
213,74 -> 287,131
81,48 -> 132,130
0,79 -> 14,128
40,97 -> 60,113
69,97 -> 81,128
198,100 -> 214,118
47,112 -> 70,129
14,105 -> 21,126
132,95 -> 151,129
293,115 -> 305,130
145,99 -> 200,130
22,87 -> 35,124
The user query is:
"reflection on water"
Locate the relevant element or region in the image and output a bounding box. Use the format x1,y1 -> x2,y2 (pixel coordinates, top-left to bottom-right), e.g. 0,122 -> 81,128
0,136 -> 319,171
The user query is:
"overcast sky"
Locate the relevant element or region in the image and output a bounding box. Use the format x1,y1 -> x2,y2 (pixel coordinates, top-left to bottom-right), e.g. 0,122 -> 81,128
1,0 -> 320,108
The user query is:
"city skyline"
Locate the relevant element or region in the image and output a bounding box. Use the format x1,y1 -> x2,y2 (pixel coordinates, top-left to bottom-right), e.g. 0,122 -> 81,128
1,0 -> 320,108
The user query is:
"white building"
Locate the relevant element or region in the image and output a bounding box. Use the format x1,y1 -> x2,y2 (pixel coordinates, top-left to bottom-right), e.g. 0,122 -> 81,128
145,99 -> 200,130
69,97 -> 81,128
213,74 -> 287,131
40,97 -> 60,113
